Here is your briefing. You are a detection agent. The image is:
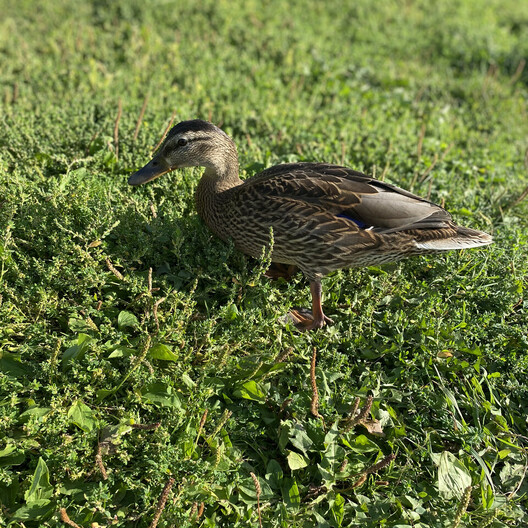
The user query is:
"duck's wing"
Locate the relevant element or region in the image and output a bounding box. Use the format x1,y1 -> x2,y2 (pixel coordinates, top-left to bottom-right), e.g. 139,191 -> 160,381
239,162 -> 453,234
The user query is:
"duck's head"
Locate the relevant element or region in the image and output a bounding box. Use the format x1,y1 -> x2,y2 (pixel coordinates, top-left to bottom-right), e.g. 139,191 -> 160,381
128,119 -> 238,186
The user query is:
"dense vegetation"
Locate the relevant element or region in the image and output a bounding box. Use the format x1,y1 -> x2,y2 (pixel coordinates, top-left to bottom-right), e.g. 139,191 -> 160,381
1,0 -> 527,526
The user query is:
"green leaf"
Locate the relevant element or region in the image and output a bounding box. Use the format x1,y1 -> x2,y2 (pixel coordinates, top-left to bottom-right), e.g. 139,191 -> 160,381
287,450 -> 309,470
68,400 -> 96,432
481,483 -> 494,510
437,451 -> 472,499
118,311 -> 139,329
233,380 -> 266,402
0,351 -> 32,378
331,493 -> 345,527
278,421 -> 291,452
18,407 -> 51,423
319,423 -> 347,485
345,434 -> 381,453
98,422 -> 133,451
68,316 -> 94,333
149,343 -> 178,361
224,303 -> 239,320
62,333 -> 92,366
58,480 -> 98,497
238,477 -> 274,502
10,499 -> 54,522
0,479 -> 19,508
142,382 -> 181,408
181,373 -> 196,389
312,511 -> 332,527
0,444 -> 25,467
282,477 -> 300,509
266,459 -> 284,489
289,423 -> 314,455
96,388 -> 116,401
25,458 -> 53,503
108,345 -> 136,358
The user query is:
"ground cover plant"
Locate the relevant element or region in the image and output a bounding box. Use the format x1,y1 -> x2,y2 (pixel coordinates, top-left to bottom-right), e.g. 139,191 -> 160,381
1,0 -> 527,526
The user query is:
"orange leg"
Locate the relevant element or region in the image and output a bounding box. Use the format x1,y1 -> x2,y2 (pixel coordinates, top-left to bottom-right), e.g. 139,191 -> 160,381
289,280 -> 333,331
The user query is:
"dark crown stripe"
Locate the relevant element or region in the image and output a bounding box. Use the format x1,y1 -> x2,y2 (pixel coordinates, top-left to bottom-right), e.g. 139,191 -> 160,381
167,119 -> 218,138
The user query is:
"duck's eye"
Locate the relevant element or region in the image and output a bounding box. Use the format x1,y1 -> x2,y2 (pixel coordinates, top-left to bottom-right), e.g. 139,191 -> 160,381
177,138 -> 188,147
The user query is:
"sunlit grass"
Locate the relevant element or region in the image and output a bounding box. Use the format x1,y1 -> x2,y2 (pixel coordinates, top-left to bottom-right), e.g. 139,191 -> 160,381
0,0 -> 527,526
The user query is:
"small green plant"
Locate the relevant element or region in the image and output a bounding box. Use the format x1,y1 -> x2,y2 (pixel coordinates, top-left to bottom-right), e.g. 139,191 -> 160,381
0,0 -> 527,526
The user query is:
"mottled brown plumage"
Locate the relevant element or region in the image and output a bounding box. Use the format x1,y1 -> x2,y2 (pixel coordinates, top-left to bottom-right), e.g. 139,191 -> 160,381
129,119 -> 492,330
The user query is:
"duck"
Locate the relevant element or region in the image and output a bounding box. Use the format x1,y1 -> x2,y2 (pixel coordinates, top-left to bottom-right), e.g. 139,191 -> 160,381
129,119 -> 492,331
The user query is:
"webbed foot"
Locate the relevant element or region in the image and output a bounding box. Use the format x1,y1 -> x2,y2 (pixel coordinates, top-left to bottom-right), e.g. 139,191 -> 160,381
285,308 -> 333,332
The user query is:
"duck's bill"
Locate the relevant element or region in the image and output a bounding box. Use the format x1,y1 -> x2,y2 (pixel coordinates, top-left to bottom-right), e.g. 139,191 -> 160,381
128,155 -> 173,186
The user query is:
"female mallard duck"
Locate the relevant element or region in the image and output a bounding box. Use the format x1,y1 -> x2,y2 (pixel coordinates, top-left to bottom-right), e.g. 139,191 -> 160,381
129,119 -> 492,331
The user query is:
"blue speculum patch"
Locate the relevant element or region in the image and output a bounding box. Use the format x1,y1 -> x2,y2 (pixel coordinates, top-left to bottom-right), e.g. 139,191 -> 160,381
336,213 -> 369,229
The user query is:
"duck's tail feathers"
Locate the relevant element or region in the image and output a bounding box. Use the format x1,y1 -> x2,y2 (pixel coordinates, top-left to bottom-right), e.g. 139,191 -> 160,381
415,226 -> 493,251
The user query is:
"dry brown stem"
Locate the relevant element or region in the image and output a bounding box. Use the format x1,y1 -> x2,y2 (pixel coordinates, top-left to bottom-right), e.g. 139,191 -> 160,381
149,477 -> 175,528
310,347 -> 323,421
133,94 -> 149,140
60,508 -> 82,528
114,99 -> 122,160
131,422 -> 161,430
153,111 -> 176,152
250,472 -> 263,528
105,258 -> 124,280
95,443 -> 108,480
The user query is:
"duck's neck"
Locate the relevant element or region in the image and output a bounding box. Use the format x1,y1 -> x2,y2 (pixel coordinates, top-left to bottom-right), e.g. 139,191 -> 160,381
195,141 -> 242,225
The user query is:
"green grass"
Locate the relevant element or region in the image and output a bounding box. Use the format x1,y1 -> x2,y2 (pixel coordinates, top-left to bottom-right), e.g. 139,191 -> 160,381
1,0 -> 528,526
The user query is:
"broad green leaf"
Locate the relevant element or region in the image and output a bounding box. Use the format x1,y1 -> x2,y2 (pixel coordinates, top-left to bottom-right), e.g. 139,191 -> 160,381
62,333 -> 92,365
322,422 -> 343,469
233,380 -> 266,402
68,316 -> 94,333
0,445 -> 25,467
58,480 -> 98,497
319,429 -> 346,485
96,388 -> 116,401
108,346 -> 136,358
10,499 -> 54,522
238,477 -> 274,502
99,422 -> 133,452
345,434 -> 381,453
265,459 -> 283,489
18,407 -> 51,423
289,423 -> 313,455
312,511 -> 332,527
287,450 -> 309,470
278,421 -> 291,452
25,458 -> 53,502
437,451 -> 472,499
331,493 -> 345,527
149,343 -> 178,361
481,483 -> 494,510
500,460 -> 526,488
282,477 -> 300,509
0,351 -> 32,378
142,382 -> 181,408
224,303 -> 239,320
318,463 -> 335,483
324,422 -> 340,447
68,400 -> 96,432
0,480 -> 19,508
0,445 -> 18,458
118,311 -> 139,329
181,373 -> 196,389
